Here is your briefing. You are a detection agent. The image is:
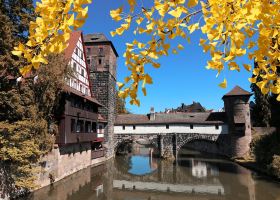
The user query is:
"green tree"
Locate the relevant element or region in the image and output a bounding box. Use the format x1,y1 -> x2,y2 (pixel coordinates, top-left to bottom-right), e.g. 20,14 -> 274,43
0,1 -> 71,197
116,95 -> 130,114
250,62 -> 271,127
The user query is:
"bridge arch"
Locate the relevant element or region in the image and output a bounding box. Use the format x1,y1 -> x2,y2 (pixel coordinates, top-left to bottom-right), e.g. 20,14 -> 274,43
177,134 -> 220,156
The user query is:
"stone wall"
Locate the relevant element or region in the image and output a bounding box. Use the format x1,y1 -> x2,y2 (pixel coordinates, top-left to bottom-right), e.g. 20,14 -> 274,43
37,143 -> 95,188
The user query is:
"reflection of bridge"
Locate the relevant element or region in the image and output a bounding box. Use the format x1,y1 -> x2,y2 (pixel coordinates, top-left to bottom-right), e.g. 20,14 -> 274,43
113,180 -> 224,195
114,86 -> 253,158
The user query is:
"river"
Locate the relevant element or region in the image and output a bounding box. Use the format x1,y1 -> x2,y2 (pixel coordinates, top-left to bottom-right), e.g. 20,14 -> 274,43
29,144 -> 280,200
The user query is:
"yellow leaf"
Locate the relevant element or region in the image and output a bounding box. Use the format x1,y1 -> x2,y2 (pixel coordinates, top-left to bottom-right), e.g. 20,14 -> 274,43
243,64 -> 251,71
110,7 -> 123,21
11,50 -> 22,56
136,17 -> 143,25
20,65 -> 32,76
188,23 -> 199,34
248,77 -> 257,83
117,82 -> 125,89
152,62 -> 160,68
168,7 -> 183,18
277,94 -> 280,101
172,49 -> 178,54
142,87 -> 147,96
177,44 -> 184,50
110,31 -> 116,37
187,0 -> 198,8
228,62 -> 240,71
219,78 -> 227,88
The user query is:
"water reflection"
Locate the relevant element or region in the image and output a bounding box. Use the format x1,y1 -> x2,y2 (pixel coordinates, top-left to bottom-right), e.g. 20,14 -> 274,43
29,145 -> 280,200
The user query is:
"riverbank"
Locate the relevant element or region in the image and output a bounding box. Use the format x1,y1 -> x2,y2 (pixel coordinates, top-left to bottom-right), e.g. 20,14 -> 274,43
234,128 -> 280,181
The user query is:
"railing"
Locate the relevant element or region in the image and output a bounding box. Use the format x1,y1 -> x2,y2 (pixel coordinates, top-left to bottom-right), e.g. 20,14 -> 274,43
91,148 -> 105,159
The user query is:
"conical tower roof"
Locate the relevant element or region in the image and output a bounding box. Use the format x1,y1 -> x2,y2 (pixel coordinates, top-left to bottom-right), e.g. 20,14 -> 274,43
222,86 -> 251,99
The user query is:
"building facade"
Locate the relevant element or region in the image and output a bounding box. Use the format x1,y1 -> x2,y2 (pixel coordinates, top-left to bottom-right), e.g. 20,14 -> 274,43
37,32 -> 108,188
84,33 -> 118,158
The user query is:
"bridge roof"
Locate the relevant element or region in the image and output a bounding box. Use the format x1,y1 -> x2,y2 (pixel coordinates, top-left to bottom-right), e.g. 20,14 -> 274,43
115,112 -> 227,125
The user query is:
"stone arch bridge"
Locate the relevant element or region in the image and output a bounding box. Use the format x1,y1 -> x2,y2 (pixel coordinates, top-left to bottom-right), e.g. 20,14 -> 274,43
114,133 -> 230,159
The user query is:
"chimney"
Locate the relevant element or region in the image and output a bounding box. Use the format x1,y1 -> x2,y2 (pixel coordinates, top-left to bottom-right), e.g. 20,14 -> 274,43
150,107 -> 155,121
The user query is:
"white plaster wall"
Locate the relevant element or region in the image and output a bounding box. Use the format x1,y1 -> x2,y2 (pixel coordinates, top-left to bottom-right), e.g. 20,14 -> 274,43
114,124 -> 228,135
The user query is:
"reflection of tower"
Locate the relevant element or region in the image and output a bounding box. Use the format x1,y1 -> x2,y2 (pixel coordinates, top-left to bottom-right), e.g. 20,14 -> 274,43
191,159 -> 207,178
84,34 -> 118,158
223,86 -> 252,157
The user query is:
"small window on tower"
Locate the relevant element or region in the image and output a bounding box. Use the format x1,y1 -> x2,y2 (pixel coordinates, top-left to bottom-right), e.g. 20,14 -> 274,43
122,125 -> 125,130
81,69 -> 84,77
215,125 -> 219,130
133,125 -> 136,130
87,59 -> 90,65
190,124 -> 194,129
87,48 -> 91,54
166,124 -> 169,129
99,47 -> 103,54
98,58 -> 102,65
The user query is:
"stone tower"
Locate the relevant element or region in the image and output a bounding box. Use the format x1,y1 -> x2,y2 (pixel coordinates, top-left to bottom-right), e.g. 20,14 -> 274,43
222,86 -> 252,158
84,33 -> 118,158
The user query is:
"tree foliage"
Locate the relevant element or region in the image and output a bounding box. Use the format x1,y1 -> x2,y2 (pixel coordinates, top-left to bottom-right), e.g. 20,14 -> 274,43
250,61 -> 271,127
11,0 -> 280,106
0,54 -> 70,197
116,95 -> 130,114
0,1 -> 71,195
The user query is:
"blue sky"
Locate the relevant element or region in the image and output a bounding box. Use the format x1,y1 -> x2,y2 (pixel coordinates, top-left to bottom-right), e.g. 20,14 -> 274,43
83,0 -> 252,114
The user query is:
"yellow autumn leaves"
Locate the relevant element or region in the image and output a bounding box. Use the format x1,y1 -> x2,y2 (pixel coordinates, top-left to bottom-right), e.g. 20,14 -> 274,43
12,0 -> 92,76
111,0 -> 280,105
11,0 -> 280,105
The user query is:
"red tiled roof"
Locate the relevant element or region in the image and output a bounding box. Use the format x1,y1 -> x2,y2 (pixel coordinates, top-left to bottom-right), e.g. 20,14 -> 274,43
64,31 -> 82,60
223,86 -> 251,98
115,112 -> 227,125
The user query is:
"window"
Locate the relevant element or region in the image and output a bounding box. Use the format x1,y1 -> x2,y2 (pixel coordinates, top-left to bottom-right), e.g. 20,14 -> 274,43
87,59 -> 90,65
98,47 -> 103,54
87,48 -> 91,54
122,125 -> 125,130
71,119 -> 76,132
73,81 -> 77,89
81,69 -> 84,77
76,120 -> 84,133
133,125 -> 136,130
73,62 -> 77,71
190,124 -> 193,129
98,58 -> 102,65
85,121 -> 91,133
92,122 -> 97,132
166,124 -> 169,129
215,125 -> 219,130
85,88 -> 88,95
81,52 -> 83,60
75,48 -> 78,55
80,84 -> 82,92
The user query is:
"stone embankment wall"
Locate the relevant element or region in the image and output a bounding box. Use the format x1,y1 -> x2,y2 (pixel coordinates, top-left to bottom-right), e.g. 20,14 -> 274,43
36,143 -> 107,189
